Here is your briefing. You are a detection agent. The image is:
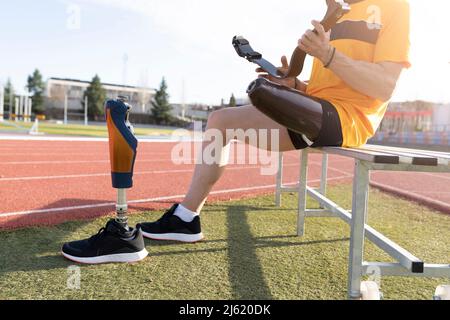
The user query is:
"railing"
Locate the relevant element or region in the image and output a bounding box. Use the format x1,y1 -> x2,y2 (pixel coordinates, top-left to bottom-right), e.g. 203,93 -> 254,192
370,131 -> 450,147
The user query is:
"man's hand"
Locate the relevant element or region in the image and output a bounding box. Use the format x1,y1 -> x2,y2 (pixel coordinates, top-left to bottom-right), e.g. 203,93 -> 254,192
298,20 -> 332,64
256,56 -> 307,92
256,56 -> 295,88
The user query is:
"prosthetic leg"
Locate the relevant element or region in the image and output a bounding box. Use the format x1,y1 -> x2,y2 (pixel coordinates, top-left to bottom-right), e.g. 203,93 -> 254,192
105,96 -> 138,230
247,78 -> 324,140
61,96 -> 147,264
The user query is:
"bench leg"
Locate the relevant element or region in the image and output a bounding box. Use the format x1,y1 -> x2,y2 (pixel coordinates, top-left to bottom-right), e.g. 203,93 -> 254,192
275,153 -> 283,207
319,154 -> 329,208
365,171 -> 371,223
297,150 -> 309,237
348,160 -> 370,299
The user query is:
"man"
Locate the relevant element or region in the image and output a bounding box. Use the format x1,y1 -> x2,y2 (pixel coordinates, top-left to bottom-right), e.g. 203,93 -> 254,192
62,0 -> 410,262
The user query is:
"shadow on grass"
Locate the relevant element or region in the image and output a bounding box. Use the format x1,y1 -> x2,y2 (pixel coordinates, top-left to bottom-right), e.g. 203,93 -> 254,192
0,220 -> 92,274
226,204 -> 273,299
1,201 -> 348,296
0,197 -> 147,274
225,204 -> 348,300
147,204 -> 349,299
150,235 -> 347,252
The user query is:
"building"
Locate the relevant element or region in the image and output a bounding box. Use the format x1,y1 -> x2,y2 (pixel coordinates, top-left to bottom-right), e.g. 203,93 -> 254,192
170,97 -> 249,121
45,77 -> 156,115
432,104 -> 450,132
171,103 -> 247,121
378,101 -> 434,134
235,97 -> 250,107
370,102 -> 450,147
170,104 -> 216,120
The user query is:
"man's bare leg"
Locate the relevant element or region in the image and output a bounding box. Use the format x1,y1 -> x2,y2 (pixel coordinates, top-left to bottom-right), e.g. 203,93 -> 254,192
138,105 -> 298,242
181,105 -> 297,213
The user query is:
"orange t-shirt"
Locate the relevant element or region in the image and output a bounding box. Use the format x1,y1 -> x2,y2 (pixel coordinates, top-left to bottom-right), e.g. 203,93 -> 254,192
306,0 -> 411,147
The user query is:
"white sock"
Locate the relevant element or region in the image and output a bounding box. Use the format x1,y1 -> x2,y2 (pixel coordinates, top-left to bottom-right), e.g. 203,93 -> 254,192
174,204 -> 199,222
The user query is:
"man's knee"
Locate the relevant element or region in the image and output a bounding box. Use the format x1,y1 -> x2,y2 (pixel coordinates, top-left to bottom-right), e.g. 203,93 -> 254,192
207,109 -> 230,131
207,105 -> 255,130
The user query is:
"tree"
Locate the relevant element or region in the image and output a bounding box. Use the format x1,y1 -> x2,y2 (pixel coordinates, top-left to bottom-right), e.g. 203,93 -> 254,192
151,78 -> 172,125
84,75 -> 106,120
229,94 -> 236,108
3,78 -> 14,113
27,69 -> 46,114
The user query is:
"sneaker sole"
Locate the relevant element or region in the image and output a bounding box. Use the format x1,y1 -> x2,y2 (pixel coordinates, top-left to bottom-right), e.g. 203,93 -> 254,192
61,248 -> 149,265
141,231 -> 204,243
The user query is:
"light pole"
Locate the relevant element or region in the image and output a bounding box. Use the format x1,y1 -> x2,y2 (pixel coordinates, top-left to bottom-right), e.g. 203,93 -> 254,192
84,95 -> 88,126
14,97 -> 19,122
122,53 -> 128,85
64,93 -> 68,125
0,85 -> 4,122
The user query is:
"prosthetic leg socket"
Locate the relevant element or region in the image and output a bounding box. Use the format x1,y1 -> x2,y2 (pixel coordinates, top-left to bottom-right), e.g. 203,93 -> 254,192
247,78 -> 323,140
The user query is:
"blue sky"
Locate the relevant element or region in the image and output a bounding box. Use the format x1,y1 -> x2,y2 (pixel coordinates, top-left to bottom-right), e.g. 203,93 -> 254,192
1,0 -> 449,104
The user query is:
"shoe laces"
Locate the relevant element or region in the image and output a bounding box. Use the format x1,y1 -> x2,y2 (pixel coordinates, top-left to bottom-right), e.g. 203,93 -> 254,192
88,227 -> 108,243
160,211 -> 173,221
158,210 -> 175,228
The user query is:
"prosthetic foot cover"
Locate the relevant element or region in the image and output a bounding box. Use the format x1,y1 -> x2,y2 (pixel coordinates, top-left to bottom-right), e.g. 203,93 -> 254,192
105,99 -> 138,189
247,78 -> 323,139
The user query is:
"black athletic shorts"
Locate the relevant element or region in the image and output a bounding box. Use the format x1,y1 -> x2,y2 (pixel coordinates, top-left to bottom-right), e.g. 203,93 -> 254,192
287,99 -> 343,150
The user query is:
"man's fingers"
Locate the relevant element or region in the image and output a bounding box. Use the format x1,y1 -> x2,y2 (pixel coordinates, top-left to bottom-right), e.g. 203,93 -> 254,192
298,43 -> 308,52
281,55 -> 289,69
306,29 -> 321,43
298,41 -> 309,53
312,20 -> 326,39
300,35 -> 314,48
304,30 -> 314,41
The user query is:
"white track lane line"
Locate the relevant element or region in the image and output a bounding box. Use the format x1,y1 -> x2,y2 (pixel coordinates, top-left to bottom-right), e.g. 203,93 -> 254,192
309,161 -> 354,177
0,152 -> 175,157
369,171 -> 450,183
421,172 -> 450,181
0,163 -> 298,182
0,176 -> 350,218
0,156 -> 273,165
0,136 -> 188,143
2,153 -> 108,156
324,165 -> 354,176
0,136 -> 111,142
370,181 -> 450,210
0,161 -> 353,182
0,159 -> 196,165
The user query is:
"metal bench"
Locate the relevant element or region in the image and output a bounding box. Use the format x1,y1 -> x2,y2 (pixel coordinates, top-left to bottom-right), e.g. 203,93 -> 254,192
275,144 -> 450,299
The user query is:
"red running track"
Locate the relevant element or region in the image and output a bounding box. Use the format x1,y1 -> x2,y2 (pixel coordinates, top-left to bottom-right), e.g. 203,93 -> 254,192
0,139 -> 449,229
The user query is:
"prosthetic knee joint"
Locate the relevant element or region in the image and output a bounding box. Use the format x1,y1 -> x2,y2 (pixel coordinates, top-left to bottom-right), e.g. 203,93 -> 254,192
105,96 -> 138,229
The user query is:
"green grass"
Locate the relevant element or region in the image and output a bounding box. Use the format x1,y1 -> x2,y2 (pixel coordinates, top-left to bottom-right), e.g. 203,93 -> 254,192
0,121 -> 178,137
0,185 -> 448,300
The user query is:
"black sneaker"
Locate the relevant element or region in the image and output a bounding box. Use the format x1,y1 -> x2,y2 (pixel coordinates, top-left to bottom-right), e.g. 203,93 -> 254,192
61,219 -> 148,264
137,204 -> 204,243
